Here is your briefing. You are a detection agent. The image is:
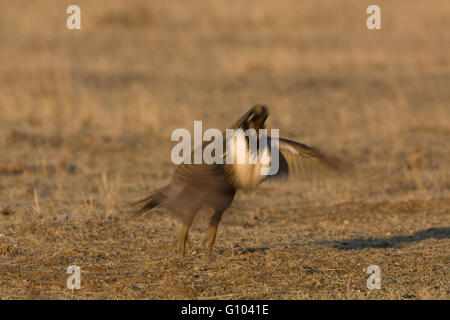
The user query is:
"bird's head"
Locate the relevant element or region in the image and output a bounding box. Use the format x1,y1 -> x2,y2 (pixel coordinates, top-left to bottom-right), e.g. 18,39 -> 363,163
240,105 -> 269,130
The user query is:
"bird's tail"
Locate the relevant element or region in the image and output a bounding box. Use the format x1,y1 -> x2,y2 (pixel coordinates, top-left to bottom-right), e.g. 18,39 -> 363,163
127,186 -> 170,219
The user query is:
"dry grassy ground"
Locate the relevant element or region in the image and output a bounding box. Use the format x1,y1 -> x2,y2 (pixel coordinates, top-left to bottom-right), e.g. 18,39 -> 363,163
0,0 -> 449,299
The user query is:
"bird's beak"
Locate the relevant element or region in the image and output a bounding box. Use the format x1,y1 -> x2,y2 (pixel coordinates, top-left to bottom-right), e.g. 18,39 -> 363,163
248,106 -> 269,129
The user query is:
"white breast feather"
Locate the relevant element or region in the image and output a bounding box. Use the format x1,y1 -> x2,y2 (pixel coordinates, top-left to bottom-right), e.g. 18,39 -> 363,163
226,130 -> 270,190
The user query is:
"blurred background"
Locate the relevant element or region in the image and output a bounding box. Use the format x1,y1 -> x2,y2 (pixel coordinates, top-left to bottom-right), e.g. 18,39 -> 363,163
0,0 -> 448,299
1,0 -> 448,201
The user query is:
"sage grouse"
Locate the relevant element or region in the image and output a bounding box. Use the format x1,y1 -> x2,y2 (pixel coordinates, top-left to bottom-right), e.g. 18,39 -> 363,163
131,105 -> 341,254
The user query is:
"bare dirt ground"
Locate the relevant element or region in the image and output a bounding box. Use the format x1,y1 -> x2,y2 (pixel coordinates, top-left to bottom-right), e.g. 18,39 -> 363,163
0,0 -> 449,299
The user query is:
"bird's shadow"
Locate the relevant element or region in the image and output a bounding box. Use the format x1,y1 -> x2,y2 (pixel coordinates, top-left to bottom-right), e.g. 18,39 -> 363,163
217,245 -> 271,255
316,227 -> 450,250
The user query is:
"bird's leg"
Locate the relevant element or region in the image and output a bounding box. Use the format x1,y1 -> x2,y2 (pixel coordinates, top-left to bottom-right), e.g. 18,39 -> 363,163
203,208 -> 225,252
179,226 -> 188,256
178,216 -> 194,256
177,203 -> 202,256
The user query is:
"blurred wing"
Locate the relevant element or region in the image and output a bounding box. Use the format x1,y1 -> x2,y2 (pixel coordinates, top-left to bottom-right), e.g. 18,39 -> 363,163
264,136 -> 345,182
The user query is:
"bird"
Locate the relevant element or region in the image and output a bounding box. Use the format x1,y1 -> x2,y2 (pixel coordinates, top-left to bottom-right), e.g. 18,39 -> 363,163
130,105 -> 343,255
